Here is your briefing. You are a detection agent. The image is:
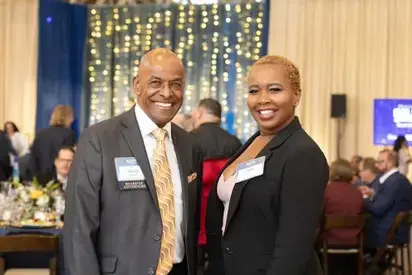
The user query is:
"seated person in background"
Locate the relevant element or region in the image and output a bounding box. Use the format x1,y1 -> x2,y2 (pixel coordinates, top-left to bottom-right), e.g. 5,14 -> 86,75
37,146 -> 74,191
358,157 -> 381,189
324,159 -> 365,247
350,155 -> 363,171
359,149 -> 412,248
191,98 -> 241,269
350,154 -> 363,185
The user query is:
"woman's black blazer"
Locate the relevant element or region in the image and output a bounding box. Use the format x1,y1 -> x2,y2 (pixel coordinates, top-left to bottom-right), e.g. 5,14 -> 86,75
205,117 -> 329,275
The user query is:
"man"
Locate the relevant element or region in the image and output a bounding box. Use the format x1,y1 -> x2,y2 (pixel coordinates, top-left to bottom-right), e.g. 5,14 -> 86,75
191,98 -> 241,159
37,146 -> 74,189
64,49 -> 203,275
350,154 -> 363,183
358,157 -> 380,188
191,98 -> 241,271
359,149 -> 412,248
54,147 -> 74,190
350,154 -> 363,171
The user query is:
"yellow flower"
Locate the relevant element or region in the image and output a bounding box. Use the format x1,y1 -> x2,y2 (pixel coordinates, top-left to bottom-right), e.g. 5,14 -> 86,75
30,190 -> 44,199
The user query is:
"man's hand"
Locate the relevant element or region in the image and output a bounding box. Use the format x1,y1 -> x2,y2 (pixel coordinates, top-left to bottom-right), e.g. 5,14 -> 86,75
358,185 -> 375,198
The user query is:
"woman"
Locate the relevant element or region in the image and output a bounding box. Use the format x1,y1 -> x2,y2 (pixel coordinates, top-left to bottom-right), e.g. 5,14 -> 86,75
324,159 -> 364,247
31,105 -> 76,180
393,135 -> 410,176
324,159 -> 364,275
4,121 -> 30,157
206,56 -> 329,275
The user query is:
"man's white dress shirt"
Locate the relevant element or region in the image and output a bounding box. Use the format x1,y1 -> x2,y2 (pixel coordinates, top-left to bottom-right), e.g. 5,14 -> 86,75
135,104 -> 184,263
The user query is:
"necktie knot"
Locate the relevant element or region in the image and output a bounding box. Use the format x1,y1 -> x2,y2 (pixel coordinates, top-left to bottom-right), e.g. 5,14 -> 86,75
152,128 -> 167,141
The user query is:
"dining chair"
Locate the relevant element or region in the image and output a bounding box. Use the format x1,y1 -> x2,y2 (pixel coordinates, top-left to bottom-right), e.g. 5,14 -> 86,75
0,235 -> 59,275
321,215 -> 366,275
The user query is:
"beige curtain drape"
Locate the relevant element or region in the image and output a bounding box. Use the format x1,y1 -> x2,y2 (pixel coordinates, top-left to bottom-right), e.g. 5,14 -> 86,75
0,0 -> 38,141
268,0 -> 412,162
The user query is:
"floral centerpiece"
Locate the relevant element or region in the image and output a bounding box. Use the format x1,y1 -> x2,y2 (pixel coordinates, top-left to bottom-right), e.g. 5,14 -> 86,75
0,178 -> 65,227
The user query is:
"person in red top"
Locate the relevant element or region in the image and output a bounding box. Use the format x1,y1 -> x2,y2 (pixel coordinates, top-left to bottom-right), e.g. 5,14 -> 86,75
324,159 -> 365,247
324,159 -> 365,274
191,98 -> 241,272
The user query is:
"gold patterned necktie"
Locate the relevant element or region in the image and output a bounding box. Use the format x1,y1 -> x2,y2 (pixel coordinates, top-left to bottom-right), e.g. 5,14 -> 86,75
152,128 -> 175,275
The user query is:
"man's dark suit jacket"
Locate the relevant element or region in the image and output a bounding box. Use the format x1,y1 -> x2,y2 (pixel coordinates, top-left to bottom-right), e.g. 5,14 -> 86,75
191,122 -> 241,160
205,117 -> 329,275
63,108 -> 203,275
365,171 -> 412,247
31,125 -> 76,178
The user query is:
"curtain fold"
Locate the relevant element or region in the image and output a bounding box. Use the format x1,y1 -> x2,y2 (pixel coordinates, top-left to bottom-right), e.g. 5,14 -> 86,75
268,0 -> 412,161
0,0 -> 38,141
36,0 -> 88,138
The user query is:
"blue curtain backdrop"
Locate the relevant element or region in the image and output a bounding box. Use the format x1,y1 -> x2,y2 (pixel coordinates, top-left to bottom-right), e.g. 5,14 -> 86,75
37,0 -> 88,138
86,2 -> 268,139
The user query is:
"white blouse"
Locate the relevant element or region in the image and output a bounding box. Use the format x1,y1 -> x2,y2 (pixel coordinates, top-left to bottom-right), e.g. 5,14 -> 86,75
217,173 -> 236,234
10,132 -> 30,157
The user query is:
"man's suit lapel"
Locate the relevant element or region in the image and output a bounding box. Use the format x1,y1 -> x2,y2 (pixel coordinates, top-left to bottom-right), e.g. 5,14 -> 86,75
224,117 -> 302,233
171,124 -> 190,236
376,172 -> 398,194
120,108 -> 159,210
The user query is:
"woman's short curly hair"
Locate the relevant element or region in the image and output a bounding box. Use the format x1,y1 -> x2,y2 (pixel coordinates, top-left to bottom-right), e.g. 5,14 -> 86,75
253,55 -> 301,92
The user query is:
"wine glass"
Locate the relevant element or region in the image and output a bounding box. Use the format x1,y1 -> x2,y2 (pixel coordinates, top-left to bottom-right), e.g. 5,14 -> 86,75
54,196 -> 65,224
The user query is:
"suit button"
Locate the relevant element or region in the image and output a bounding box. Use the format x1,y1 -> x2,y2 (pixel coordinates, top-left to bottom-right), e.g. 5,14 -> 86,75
153,233 -> 161,241
226,246 -> 233,254
148,268 -> 155,275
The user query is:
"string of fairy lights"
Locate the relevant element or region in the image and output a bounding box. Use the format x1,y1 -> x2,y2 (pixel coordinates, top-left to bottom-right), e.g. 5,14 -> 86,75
87,2 -> 266,139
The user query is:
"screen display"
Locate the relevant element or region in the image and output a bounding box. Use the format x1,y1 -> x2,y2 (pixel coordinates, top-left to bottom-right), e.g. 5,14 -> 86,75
374,99 -> 412,145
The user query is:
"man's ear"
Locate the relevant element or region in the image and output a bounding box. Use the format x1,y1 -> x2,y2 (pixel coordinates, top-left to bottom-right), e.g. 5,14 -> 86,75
197,107 -> 205,120
133,75 -> 140,96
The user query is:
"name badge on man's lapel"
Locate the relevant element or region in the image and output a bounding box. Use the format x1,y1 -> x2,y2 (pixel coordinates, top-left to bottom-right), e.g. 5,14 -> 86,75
114,157 -> 147,190
235,156 -> 266,183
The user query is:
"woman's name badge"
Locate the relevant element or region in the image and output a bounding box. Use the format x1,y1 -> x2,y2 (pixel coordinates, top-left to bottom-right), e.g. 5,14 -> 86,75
114,157 -> 145,182
235,156 -> 266,183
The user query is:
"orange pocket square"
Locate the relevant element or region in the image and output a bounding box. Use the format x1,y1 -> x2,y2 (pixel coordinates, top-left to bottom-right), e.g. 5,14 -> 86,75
188,172 -> 197,183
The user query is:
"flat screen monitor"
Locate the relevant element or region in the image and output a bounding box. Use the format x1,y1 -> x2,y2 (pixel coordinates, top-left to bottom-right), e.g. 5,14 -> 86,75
374,99 -> 412,145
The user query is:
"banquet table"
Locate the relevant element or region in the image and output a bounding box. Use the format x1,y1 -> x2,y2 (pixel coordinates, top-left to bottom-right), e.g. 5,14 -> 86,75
0,226 -> 64,275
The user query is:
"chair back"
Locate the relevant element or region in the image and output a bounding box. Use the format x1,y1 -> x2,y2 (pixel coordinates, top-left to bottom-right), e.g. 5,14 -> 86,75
0,235 -> 59,253
0,235 -> 59,275
321,215 -> 366,275
371,211 -> 409,267
324,215 -> 366,230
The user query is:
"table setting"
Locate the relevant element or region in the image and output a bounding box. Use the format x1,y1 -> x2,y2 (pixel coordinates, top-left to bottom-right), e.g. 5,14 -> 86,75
0,179 -> 65,229
0,179 -> 65,273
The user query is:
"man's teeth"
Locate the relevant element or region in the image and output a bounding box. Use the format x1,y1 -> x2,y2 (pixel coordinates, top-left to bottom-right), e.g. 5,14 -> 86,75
259,110 -> 274,115
155,102 -> 172,108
